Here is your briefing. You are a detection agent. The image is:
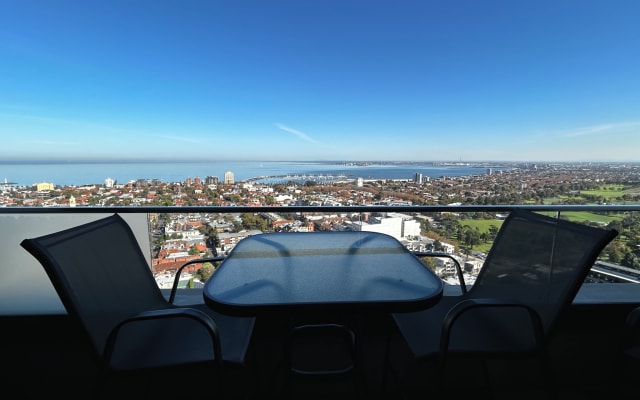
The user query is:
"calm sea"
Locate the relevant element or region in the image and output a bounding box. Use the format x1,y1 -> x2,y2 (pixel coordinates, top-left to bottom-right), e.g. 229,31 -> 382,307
0,161 -> 511,187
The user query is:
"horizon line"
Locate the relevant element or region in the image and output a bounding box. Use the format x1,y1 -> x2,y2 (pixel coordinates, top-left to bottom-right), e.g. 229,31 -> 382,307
1,158 -> 638,165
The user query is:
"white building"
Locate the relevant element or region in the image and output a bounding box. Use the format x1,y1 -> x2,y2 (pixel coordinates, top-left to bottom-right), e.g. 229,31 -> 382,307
441,242 -> 455,254
349,213 -> 421,240
224,171 -> 234,184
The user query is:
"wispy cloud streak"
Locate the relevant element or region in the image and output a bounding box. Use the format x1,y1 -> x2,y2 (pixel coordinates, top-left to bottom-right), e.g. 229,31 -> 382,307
560,122 -> 640,137
275,123 -> 319,144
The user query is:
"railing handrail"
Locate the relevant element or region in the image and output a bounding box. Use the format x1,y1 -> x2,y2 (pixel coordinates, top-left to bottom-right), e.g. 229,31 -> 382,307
2,204 -> 640,214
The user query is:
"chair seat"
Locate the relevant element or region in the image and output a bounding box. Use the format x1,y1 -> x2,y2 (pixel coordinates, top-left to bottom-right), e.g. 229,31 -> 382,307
192,304 -> 255,366
393,295 -> 459,360
395,296 -> 542,359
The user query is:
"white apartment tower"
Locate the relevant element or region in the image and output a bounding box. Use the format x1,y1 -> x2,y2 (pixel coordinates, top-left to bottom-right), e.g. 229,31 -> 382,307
224,171 -> 235,184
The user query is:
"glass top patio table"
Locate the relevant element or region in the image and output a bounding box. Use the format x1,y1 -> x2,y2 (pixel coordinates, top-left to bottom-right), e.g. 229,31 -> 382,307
203,231 -> 443,316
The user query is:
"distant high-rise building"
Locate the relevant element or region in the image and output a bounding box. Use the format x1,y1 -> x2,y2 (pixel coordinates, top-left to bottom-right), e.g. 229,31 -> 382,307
104,177 -> 115,188
414,173 -> 423,184
224,171 -> 235,184
205,176 -> 219,185
36,182 -> 54,191
356,177 -> 364,187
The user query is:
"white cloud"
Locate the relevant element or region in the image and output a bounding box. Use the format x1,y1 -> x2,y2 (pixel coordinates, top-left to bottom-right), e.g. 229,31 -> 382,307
559,122 -> 640,138
275,123 -> 319,144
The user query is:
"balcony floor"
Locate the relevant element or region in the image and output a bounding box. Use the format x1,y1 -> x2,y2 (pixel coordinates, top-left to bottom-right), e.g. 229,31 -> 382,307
3,296 -> 638,400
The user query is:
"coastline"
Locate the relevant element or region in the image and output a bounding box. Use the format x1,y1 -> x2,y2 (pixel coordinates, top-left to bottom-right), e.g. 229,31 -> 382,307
1,160 -> 515,188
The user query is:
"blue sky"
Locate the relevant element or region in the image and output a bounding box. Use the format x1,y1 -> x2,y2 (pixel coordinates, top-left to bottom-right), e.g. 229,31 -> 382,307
1,0 -> 639,163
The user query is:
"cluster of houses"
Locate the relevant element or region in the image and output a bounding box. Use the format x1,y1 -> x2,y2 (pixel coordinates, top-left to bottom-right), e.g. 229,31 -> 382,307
150,211 -> 482,288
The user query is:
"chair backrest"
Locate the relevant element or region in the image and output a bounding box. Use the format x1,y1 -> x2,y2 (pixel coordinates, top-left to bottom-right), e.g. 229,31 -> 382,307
468,209 -> 618,335
20,214 -> 170,359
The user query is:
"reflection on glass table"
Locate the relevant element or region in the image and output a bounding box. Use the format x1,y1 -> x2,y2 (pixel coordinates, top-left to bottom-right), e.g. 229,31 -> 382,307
203,231 -> 443,317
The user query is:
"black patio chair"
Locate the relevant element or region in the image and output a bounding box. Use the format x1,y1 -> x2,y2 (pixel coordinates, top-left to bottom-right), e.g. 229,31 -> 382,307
390,209 -> 618,399
20,213 -> 255,399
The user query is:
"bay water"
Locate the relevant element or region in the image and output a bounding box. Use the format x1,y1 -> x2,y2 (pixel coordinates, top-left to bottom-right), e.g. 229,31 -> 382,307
1,160 -> 511,187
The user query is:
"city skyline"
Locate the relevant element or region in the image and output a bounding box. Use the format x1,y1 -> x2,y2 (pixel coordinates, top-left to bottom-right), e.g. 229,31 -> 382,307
1,1 -> 639,163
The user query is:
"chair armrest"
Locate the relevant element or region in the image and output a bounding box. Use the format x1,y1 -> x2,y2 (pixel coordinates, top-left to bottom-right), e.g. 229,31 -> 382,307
439,298 -> 545,356
103,307 -> 223,370
413,251 -> 466,294
169,256 -> 225,303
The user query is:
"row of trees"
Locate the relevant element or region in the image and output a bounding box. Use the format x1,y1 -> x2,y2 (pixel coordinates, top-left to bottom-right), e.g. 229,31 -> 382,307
418,210 -> 640,270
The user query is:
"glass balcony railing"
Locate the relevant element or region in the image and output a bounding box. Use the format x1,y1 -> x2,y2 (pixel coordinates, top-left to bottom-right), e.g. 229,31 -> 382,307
2,204 -> 639,315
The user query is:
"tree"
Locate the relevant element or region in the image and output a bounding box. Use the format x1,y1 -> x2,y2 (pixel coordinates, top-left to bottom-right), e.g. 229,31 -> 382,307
488,225 -> 499,240
622,252 -> 640,270
433,239 -> 443,252
417,256 -> 436,272
605,242 -> 624,264
195,263 -> 215,282
461,226 -> 481,254
240,213 -> 268,231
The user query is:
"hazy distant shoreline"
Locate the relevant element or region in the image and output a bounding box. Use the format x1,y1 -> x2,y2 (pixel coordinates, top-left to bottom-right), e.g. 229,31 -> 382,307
0,159 -> 631,168
4,160 -> 635,188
